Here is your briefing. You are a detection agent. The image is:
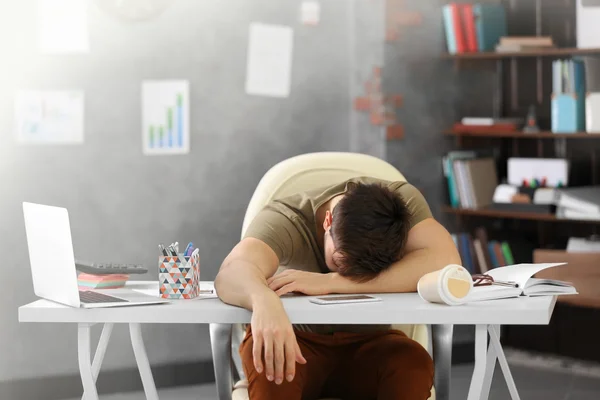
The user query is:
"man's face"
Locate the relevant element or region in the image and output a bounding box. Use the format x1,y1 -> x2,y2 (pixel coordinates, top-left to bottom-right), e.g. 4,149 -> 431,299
322,210 -> 341,272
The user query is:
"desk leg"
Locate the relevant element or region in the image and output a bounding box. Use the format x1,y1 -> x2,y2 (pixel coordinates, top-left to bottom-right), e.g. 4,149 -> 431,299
467,324 -> 495,400
488,325 -> 520,400
210,323 -> 233,400
81,323 -> 114,400
431,324 -> 453,400
78,324 -> 99,400
129,323 -> 159,400
479,325 -> 498,400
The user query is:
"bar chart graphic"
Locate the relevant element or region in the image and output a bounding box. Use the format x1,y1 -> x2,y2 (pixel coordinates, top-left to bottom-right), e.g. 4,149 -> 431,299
142,80 -> 189,155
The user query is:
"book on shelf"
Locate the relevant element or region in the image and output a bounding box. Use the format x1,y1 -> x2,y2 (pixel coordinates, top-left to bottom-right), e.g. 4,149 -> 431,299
460,117 -> 523,126
495,36 -> 555,53
499,36 -> 554,47
557,186 -> 600,213
453,122 -> 519,132
469,262 -> 578,302
452,228 -> 515,274
443,153 -> 498,209
556,185 -> 600,220
566,237 -> 600,252
443,3 -> 507,54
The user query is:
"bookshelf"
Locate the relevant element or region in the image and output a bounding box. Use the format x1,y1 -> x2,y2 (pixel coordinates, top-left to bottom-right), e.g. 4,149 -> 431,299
441,205 -> 600,225
438,0 -> 600,365
444,130 -> 600,139
442,47 -> 600,60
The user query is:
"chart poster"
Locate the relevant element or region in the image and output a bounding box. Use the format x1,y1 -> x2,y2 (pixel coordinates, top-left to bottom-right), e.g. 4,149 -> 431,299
142,80 -> 190,155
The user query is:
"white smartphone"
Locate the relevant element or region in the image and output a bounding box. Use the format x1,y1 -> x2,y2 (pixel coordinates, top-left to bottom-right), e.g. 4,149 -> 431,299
309,294 -> 382,305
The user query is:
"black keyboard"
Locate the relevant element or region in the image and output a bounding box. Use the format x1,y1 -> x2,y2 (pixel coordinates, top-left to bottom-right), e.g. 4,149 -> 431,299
79,291 -> 128,304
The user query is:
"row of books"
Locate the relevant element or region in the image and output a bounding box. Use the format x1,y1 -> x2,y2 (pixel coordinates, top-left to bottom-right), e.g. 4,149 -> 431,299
495,36 -> 555,53
442,3 -> 506,54
451,227 -> 515,275
442,150 -> 498,209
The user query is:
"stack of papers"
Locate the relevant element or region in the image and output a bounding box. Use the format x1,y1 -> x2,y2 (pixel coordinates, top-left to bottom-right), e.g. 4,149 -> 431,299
78,273 -> 129,290
556,186 -> 600,221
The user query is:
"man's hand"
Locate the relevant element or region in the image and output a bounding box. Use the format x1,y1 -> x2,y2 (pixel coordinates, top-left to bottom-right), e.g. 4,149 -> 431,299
251,292 -> 307,384
267,270 -> 337,296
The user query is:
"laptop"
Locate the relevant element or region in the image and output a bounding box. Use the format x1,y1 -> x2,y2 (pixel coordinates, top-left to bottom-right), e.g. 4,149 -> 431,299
23,202 -> 169,308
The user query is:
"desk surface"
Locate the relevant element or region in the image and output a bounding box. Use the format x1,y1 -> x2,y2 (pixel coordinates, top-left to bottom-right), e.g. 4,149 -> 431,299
19,281 -> 556,325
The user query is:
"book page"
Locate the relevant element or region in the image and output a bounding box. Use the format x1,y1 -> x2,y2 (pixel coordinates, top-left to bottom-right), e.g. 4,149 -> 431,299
486,263 -> 566,289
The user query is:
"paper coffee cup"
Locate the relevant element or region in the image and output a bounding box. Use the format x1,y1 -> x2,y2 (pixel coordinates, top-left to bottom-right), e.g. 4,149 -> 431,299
417,264 -> 473,306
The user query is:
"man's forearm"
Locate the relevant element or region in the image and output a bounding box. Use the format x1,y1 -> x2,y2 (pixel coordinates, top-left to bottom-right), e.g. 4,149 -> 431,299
332,247 -> 461,294
215,259 -> 279,310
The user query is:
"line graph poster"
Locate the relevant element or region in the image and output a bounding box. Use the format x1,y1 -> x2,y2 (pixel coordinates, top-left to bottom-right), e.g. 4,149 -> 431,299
142,80 -> 190,155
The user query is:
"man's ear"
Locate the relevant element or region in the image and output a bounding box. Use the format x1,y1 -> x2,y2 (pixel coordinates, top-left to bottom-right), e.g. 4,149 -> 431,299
323,210 -> 333,231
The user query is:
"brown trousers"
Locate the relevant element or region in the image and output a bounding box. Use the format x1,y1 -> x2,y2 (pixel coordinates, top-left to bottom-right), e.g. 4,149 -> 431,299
240,327 -> 434,400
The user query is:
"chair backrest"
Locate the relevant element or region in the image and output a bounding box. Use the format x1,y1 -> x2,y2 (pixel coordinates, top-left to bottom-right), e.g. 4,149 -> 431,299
241,152 -> 406,237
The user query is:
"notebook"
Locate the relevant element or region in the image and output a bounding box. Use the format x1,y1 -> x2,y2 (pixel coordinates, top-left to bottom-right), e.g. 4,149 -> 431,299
468,263 -> 577,302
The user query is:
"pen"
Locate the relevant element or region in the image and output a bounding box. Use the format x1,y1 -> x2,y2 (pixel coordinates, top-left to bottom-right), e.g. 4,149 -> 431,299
159,244 -> 168,256
184,242 -> 194,256
492,281 -> 519,288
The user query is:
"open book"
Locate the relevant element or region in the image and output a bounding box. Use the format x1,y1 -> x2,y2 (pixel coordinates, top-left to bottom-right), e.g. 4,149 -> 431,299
468,263 -> 578,302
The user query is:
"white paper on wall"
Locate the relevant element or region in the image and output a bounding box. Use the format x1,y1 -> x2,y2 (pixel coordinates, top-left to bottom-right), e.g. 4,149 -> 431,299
37,0 -> 89,54
15,90 -> 85,144
300,1 -> 321,25
245,23 -> 294,98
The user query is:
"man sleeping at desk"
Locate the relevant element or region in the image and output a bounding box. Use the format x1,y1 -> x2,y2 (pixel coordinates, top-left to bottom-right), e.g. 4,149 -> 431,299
215,177 -> 460,400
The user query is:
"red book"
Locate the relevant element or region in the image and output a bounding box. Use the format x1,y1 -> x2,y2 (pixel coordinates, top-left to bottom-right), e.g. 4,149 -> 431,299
449,3 -> 467,53
460,4 -> 478,52
453,123 -> 518,132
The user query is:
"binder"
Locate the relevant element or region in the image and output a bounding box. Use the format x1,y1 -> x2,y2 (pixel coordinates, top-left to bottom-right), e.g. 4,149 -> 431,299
473,4 -> 507,51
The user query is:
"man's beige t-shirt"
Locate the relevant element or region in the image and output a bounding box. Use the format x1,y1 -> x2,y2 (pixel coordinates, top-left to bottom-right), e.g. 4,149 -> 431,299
243,176 -> 433,334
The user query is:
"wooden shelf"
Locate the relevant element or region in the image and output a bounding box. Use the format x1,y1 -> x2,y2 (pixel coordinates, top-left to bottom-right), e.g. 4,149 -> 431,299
442,47 -> 600,60
444,130 -> 600,139
441,205 -> 600,224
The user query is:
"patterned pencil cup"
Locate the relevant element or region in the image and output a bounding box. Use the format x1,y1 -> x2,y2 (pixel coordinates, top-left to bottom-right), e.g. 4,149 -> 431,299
158,252 -> 200,299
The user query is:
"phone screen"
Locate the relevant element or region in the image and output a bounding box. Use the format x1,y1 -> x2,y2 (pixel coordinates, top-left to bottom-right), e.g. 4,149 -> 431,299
317,295 -> 376,301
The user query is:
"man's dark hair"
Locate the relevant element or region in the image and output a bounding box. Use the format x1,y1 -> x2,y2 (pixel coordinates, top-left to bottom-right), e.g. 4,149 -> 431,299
330,183 -> 412,282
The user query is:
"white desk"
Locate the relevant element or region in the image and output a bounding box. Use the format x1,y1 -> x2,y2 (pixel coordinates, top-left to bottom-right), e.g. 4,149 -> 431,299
18,281 -> 557,400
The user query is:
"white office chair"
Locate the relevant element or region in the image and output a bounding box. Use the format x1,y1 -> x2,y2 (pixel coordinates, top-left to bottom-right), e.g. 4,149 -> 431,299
209,152 -> 454,400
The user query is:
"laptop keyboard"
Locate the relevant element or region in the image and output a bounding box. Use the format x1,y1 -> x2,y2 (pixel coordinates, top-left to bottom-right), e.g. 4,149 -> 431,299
79,291 -> 128,304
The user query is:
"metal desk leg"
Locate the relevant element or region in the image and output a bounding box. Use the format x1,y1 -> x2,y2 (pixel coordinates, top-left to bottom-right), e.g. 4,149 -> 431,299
129,323 -> 159,400
468,324 -> 521,400
431,324 -> 453,400
479,325 -> 498,400
81,323 -> 114,400
489,325 -> 520,400
210,323 -> 233,400
78,324 -> 99,400
467,324 -> 493,400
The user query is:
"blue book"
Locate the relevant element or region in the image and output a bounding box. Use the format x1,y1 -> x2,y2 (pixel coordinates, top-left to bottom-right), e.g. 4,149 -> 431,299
574,59 -> 587,129
459,233 -> 474,273
442,5 -> 458,54
488,241 -> 499,268
444,151 -> 477,207
473,4 -> 507,51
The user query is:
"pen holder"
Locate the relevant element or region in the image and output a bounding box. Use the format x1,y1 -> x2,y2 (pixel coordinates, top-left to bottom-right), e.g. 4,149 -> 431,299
158,252 -> 200,299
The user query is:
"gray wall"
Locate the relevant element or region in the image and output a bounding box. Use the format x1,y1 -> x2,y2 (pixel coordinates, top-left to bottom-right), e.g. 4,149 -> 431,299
0,0 -> 385,385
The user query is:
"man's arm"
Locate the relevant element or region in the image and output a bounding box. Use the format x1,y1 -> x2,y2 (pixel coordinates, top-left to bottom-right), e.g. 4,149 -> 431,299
269,218 -> 461,296
215,237 -> 306,384
215,237 -> 279,310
